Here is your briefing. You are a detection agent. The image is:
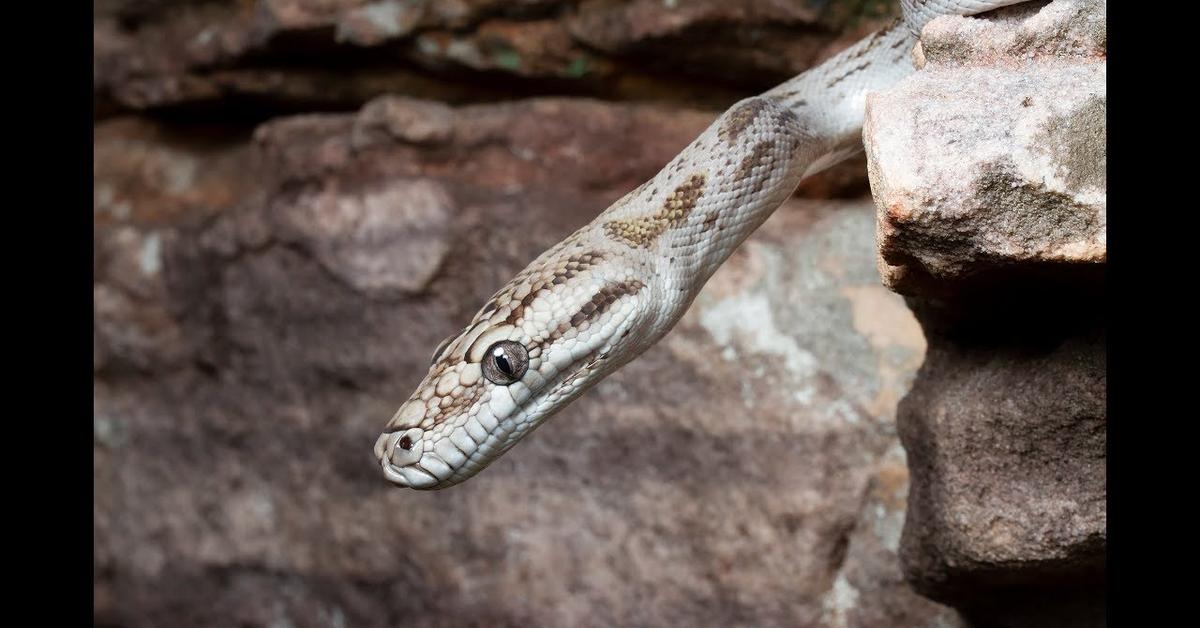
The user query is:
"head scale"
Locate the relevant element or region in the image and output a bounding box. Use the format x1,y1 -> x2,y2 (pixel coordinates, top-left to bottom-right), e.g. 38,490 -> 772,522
374,247 -> 647,489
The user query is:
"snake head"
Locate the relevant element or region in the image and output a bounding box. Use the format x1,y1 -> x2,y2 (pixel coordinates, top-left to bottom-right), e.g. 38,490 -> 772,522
375,247 -> 651,489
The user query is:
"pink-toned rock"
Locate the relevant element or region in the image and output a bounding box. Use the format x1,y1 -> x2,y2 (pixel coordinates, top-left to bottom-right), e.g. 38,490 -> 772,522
279,179 -> 454,295
915,0 -> 1105,68
864,0 -> 1105,297
351,95 -> 455,146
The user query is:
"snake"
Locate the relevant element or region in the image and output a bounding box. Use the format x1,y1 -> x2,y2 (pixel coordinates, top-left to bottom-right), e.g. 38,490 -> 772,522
374,0 -> 1025,489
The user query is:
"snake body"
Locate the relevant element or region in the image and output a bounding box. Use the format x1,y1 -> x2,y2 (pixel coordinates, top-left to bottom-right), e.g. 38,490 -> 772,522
375,0 -> 1023,489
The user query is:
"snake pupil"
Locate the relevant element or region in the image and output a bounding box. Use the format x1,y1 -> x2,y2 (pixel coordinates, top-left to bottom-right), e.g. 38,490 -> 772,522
482,340 -> 529,385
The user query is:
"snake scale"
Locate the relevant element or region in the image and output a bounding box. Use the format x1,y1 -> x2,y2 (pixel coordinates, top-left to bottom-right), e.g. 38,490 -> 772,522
375,0 -> 1025,489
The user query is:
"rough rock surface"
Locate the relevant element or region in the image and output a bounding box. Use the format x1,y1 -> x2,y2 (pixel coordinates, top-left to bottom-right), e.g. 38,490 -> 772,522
862,1 -> 1106,626
94,0 -> 897,117
898,308 -> 1105,626
96,97 -> 956,627
864,0 -> 1105,298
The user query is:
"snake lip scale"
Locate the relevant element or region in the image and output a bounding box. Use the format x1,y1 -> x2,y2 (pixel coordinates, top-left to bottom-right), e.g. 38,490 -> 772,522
375,0 -> 1028,490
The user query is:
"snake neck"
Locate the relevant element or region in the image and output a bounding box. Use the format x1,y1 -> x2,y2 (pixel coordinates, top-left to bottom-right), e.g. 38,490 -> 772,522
588,19 -> 920,333
767,18 -> 917,167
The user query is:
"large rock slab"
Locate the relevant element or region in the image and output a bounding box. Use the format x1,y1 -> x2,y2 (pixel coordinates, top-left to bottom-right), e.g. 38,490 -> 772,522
864,0 -> 1106,298
95,96 -> 956,627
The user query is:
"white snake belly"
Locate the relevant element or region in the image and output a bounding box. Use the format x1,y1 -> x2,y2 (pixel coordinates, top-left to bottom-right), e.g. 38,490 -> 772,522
374,0 -> 1026,489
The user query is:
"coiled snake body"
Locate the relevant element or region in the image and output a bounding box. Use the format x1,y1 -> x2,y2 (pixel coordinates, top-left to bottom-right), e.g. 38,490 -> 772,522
376,0 -> 1024,489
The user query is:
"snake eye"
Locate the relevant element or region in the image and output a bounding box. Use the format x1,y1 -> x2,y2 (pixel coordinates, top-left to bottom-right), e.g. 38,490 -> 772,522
482,340 -> 528,385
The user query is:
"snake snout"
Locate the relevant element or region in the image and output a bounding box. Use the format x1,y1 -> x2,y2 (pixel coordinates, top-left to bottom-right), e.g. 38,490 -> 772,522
375,428 -> 443,489
375,432 -> 408,487
373,431 -> 397,465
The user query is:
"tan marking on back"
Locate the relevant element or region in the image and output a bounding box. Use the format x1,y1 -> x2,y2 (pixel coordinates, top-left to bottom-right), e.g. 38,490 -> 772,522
500,251 -> 607,325
827,61 -> 872,88
719,98 -> 768,144
602,174 -> 707,248
467,223 -> 600,321
734,141 -> 776,194
567,280 -> 645,329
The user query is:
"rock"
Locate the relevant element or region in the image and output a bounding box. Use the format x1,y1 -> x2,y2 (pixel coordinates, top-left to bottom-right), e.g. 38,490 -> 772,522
916,0 -> 1105,67
94,0 -> 898,117
276,178 -> 455,296
898,314 -> 1106,626
824,442 -> 964,628
864,0 -> 1106,298
94,118 -> 256,374
863,1 -> 1107,625
95,96 -> 956,627
335,1 -> 425,46
351,96 -> 455,146
564,0 -> 859,83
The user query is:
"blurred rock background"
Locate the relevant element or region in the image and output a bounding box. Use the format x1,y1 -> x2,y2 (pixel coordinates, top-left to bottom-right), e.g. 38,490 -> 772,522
94,1 -> 1104,627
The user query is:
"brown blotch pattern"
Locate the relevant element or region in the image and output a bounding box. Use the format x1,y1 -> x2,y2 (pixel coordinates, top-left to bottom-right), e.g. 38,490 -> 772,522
500,251 -> 607,326
734,141 -> 776,193
401,358 -> 488,429
532,279 -> 645,346
603,174 -> 707,248
719,98 -> 769,144
827,61 -> 872,88
568,280 -> 645,329
416,251 -> 616,426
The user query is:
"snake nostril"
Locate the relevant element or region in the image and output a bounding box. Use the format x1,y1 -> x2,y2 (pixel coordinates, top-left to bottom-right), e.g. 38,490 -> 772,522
398,435 -> 413,451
